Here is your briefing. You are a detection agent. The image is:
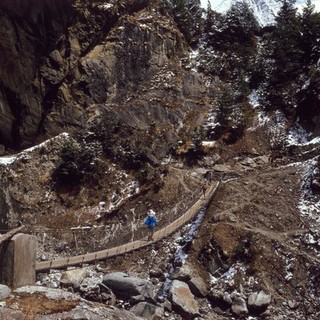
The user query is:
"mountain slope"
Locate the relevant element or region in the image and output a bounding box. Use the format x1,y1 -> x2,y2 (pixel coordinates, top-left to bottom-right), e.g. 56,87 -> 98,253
201,0 -> 320,26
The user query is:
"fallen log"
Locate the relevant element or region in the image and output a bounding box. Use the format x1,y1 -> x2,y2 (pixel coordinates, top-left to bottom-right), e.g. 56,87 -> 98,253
0,226 -> 25,246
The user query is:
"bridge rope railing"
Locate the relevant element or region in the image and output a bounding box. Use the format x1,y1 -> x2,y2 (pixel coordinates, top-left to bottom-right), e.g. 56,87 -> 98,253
32,180 -> 205,253
36,180 -> 221,271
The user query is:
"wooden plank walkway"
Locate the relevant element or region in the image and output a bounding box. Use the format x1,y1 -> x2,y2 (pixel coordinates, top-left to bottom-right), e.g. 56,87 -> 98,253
36,181 -> 220,271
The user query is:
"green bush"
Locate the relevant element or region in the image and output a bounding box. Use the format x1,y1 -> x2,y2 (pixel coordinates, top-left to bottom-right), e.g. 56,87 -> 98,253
53,138 -> 102,187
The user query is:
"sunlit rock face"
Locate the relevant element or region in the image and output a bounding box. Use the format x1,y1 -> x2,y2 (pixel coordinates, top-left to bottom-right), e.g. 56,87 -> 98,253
0,0 -> 211,150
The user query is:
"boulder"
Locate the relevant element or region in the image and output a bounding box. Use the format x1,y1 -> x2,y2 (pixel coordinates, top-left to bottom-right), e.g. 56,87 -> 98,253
170,263 -> 193,281
103,272 -> 154,300
169,280 -> 199,316
60,268 -> 88,290
187,277 -> 209,297
231,296 -> 248,317
0,284 -> 11,299
248,290 -> 271,312
223,292 -> 233,305
0,308 -> 24,320
130,302 -> 164,320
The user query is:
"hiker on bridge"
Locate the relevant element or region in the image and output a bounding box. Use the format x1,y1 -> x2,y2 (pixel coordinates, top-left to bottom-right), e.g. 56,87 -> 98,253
145,209 -> 157,240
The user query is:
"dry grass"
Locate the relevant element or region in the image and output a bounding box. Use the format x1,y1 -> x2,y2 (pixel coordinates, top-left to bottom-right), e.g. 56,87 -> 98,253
5,293 -> 79,319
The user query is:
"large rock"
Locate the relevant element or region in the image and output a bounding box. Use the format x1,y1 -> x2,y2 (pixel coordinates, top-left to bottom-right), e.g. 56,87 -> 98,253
0,308 -> 24,320
130,302 -> 164,320
0,284 -> 11,298
187,277 -> 209,297
231,294 -> 248,317
60,268 -> 88,289
102,272 -> 154,300
170,263 -> 193,281
248,290 -> 271,312
169,280 -> 199,316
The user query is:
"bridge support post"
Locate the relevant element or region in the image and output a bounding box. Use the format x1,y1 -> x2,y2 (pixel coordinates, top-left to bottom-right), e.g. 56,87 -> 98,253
0,233 -> 37,289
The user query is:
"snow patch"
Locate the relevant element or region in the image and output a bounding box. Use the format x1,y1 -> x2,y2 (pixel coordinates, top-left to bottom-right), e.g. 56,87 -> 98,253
0,133 -> 70,166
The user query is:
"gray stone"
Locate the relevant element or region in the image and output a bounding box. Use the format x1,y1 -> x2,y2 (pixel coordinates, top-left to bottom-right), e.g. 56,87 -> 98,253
162,300 -> 172,312
223,292 -> 232,305
248,290 -> 271,311
255,155 -> 269,164
49,50 -> 64,67
170,263 -> 193,281
103,272 -> 154,300
60,267 -> 88,289
130,302 -> 164,320
170,280 -> 199,316
231,296 -> 248,317
213,212 -> 237,223
149,269 -> 165,281
0,284 -> 11,298
188,277 -> 209,297
212,164 -> 232,172
0,308 -> 24,320
207,289 -> 224,304
239,157 -> 257,167
288,300 -> 299,309
0,233 -> 37,289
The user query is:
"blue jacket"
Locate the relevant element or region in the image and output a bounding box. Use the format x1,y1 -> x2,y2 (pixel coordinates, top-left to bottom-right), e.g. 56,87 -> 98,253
145,216 -> 157,229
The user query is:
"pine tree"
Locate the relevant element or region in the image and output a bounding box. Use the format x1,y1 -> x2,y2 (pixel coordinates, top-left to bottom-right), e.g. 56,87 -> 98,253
273,0 -> 301,77
169,0 -> 204,46
260,0 -> 302,116
299,0 -> 320,66
296,68 -> 320,124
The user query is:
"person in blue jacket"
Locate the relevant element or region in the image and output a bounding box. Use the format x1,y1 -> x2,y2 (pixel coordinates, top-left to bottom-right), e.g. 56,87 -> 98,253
145,209 -> 157,240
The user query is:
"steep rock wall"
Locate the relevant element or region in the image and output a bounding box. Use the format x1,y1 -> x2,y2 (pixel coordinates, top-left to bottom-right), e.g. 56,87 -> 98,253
0,0 -> 211,151
0,0 -> 73,148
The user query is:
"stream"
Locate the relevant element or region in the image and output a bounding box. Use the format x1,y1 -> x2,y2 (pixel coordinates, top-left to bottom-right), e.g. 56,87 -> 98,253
156,205 -> 208,302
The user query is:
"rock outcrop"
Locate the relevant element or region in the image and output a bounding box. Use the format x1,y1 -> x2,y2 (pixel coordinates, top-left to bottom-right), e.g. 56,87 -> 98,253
0,0 -> 210,150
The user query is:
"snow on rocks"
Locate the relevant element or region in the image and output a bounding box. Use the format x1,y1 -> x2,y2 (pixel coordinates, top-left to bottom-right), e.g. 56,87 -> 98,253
0,132 -> 70,166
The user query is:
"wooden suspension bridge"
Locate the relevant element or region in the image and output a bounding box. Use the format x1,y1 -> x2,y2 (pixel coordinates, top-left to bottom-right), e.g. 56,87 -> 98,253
36,180 -> 221,271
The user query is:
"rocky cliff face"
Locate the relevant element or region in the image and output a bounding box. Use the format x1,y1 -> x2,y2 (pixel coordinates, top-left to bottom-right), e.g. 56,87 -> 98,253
0,0 -> 211,150
0,0 -> 73,148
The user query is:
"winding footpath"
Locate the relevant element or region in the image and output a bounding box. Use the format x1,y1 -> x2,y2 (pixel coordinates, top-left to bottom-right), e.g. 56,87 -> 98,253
36,181 -> 220,271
